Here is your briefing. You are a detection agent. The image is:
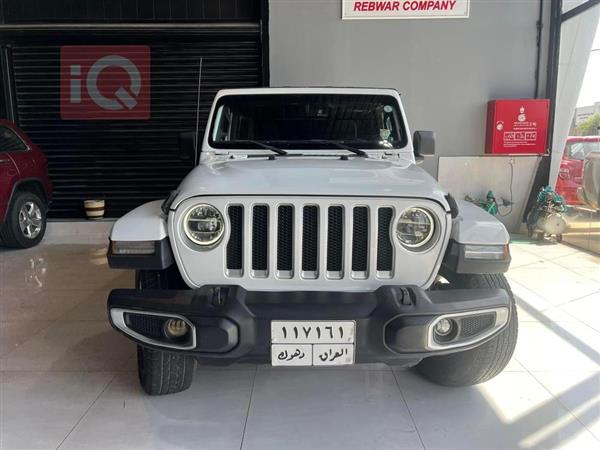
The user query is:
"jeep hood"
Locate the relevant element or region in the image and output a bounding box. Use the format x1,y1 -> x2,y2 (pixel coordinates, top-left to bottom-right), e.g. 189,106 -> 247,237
173,157 -> 449,210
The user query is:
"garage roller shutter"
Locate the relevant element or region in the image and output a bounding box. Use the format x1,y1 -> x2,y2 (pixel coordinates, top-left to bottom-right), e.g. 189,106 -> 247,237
9,26 -> 262,218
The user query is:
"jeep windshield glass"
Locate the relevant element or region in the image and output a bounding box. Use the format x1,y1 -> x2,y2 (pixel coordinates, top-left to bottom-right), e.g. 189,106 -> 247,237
209,94 -> 407,150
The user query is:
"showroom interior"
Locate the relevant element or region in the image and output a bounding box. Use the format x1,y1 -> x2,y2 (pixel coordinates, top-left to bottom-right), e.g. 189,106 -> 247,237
0,0 -> 599,449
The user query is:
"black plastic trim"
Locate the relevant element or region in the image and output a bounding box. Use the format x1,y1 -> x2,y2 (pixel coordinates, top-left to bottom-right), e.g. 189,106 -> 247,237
107,237 -> 174,270
444,193 -> 459,218
107,284 -> 511,365
161,190 -> 178,215
442,240 -> 511,274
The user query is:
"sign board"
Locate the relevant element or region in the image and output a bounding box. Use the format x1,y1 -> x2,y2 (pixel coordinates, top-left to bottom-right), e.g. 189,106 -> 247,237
60,45 -> 150,120
342,0 -> 470,19
485,99 -> 550,155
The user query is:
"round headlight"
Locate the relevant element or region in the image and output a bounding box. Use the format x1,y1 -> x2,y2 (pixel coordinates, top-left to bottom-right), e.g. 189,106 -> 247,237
183,204 -> 225,247
396,207 -> 435,249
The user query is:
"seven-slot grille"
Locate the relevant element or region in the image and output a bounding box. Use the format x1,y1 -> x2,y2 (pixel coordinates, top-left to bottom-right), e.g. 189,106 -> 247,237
225,203 -> 395,279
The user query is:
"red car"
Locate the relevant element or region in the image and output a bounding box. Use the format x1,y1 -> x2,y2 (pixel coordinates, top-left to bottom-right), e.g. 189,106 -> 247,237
0,120 -> 52,248
556,136 -> 600,205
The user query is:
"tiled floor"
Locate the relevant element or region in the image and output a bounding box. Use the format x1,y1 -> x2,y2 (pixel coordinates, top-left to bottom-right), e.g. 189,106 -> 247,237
1,236 -> 599,449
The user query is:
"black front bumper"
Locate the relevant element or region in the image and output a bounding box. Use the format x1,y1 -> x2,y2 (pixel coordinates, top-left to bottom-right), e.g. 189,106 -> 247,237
107,285 -> 511,366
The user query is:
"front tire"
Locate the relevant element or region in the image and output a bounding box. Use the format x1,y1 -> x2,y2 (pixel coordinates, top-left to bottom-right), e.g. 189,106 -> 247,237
0,191 -> 47,248
137,346 -> 195,396
416,273 -> 518,387
136,269 -> 196,395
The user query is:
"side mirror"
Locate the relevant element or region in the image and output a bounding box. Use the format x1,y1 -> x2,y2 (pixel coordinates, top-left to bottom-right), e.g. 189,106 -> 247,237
413,131 -> 436,161
179,131 -> 198,162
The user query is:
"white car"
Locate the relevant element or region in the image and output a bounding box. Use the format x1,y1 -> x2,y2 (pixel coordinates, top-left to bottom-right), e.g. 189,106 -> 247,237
107,87 -> 516,395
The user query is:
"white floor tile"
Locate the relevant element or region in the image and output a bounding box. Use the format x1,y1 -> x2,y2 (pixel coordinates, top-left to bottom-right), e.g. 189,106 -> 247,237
512,282 -> 584,324
395,370 -> 599,450
241,369 -> 422,450
0,245 -> 132,292
57,290 -> 112,321
1,320 -> 136,371
59,370 -> 255,450
510,246 -> 545,268
515,242 -> 581,260
0,371 -> 114,450
552,251 -> 600,283
514,321 -> 600,372
559,292 -> 600,333
532,371 -> 600,441
0,289 -> 105,322
506,259 -> 600,306
0,320 -> 52,359
504,356 -> 527,372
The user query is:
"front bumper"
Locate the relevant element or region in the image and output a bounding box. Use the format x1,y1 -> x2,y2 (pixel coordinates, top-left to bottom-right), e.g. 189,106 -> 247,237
107,285 -> 511,366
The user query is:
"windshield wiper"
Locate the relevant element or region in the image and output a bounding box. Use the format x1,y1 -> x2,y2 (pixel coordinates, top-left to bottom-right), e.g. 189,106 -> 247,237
228,140 -> 288,156
307,139 -> 367,157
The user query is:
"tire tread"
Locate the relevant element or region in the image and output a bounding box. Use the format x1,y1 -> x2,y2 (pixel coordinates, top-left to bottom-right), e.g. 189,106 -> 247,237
136,269 -> 195,396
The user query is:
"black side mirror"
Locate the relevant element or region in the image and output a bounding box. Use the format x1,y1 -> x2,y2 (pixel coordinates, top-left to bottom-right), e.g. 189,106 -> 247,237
413,131 -> 436,161
179,131 -> 198,162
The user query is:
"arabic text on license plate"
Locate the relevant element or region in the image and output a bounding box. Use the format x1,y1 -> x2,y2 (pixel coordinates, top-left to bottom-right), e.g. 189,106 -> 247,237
271,321 -> 355,366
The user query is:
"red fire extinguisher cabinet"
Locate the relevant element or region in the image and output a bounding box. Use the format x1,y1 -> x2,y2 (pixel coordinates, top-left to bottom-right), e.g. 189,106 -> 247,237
485,99 -> 550,155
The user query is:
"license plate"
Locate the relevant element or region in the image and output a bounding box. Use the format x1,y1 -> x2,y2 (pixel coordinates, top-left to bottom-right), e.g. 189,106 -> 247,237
271,321 -> 355,366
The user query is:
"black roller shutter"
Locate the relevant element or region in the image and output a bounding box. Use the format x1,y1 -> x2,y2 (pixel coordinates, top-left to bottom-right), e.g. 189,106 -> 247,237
6,25 -> 263,218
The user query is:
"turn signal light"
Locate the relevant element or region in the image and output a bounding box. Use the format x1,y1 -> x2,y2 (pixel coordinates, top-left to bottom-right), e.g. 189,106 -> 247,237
464,244 -> 508,260
111,240 -> 156,255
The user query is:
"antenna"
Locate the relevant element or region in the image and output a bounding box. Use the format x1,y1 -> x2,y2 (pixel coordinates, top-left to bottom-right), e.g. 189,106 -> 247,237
194,57 -> 203,165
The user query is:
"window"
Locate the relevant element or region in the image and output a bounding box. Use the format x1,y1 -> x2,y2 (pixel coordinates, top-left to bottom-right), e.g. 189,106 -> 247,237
209,94 -> 408,150
565,140 -> 600,160
0,126 -> 28,152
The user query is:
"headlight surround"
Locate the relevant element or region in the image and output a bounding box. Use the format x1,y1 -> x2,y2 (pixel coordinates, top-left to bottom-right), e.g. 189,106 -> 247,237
395,207 -> 436,249
183,204 -> 225,247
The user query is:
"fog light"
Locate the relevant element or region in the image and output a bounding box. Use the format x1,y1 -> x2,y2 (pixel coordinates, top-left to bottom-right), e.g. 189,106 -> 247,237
434,318 -> 453,336
163,319 -> 189,338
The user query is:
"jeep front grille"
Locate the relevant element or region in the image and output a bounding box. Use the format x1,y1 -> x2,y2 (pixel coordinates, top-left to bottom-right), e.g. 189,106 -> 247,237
225,203 -> 396,280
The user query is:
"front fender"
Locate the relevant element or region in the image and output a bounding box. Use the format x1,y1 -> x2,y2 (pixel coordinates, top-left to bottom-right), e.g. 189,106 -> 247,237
450,200 -> 509,245
108,200 -> 174,270
442,200 -> 511,275
110,200 -> 168,242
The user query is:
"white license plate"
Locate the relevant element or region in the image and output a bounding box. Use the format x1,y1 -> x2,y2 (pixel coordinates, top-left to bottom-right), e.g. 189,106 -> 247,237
271,321 -> 355,366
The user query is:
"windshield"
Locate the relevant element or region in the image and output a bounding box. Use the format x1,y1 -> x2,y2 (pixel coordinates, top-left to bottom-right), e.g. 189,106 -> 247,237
565,140 -> 600,161
209,94 -> 407,150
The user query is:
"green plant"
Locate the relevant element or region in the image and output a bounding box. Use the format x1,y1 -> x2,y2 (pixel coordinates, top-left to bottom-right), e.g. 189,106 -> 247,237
576,112 -> 600,136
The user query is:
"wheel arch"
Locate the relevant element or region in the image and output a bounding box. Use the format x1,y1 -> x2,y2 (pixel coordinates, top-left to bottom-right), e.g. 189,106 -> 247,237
11,178 -> 48,203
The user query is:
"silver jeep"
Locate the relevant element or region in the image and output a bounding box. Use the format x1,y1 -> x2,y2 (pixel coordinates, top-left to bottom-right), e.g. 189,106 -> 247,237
107,87 -> 516,395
